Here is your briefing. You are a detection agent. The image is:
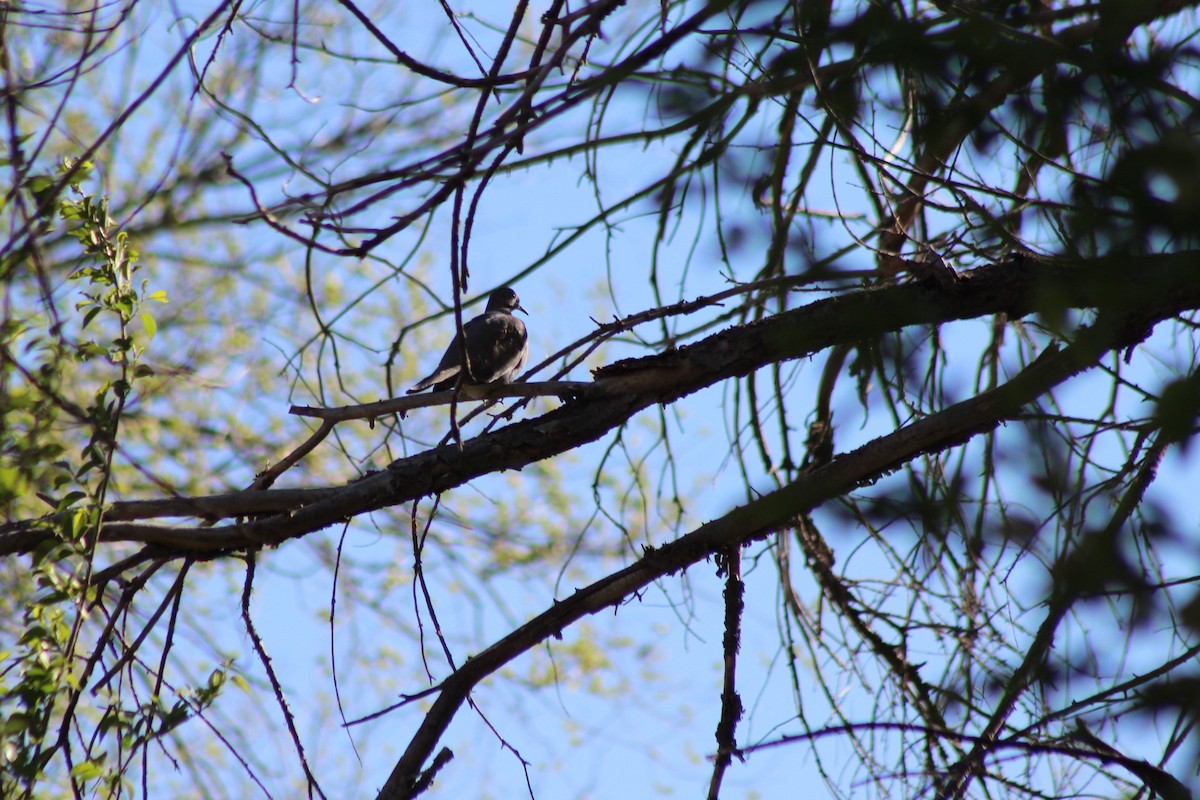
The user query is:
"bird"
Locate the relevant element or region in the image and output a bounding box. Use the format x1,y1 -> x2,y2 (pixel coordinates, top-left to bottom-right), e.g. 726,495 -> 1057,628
407,286 -> 529,394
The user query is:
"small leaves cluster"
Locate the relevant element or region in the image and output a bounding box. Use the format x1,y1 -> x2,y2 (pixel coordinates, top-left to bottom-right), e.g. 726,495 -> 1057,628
58,159 -> 166,480
0,159 -> 218,798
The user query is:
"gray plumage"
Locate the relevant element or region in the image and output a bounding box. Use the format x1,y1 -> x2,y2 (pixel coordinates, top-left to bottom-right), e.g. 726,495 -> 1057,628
407,287 -> 529,393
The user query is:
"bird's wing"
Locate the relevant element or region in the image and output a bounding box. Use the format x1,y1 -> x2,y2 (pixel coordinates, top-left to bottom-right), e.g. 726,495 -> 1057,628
462,312 -> 528,384
407,364 -> 461,393
407,330 -> 465,393
503,324 -> 529,381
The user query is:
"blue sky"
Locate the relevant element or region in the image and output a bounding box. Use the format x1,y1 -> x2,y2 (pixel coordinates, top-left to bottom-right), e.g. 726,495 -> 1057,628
21,1 -> 1200,797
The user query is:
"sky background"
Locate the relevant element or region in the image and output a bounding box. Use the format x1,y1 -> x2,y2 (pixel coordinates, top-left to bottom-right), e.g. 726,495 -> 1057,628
18,1 -> 1200,797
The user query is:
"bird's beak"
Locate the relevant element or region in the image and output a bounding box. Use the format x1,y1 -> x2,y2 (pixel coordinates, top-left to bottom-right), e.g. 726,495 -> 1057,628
516,303 -> 528,315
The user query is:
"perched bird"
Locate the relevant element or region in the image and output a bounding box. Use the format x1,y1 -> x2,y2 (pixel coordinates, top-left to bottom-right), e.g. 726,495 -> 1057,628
407,286 -> 529,393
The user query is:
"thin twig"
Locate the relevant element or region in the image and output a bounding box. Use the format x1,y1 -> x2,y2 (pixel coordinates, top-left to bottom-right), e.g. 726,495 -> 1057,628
328,521 -> 361,764
250,419 -> 335,490
241,551 -> 329,800
707,545 -> 745,799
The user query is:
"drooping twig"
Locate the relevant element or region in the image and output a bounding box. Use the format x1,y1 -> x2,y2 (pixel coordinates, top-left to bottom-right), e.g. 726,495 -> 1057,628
935,433 -> 1173,800
707,545 -> 745,799
241,551 -> 329,800
328,521 -> 361,764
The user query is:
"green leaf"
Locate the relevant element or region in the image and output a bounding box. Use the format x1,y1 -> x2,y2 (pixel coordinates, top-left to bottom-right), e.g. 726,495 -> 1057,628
139,311 -> 157,341
26,175 -> 54,194
0,465 -> 27,502
80,306 -> 103,330
70,759 -> 106,780
2,713 -> 29,735
56,492 -> 87,512
18,624 -> 49,646
76,341 -> 107,361
70,508 -> 92,539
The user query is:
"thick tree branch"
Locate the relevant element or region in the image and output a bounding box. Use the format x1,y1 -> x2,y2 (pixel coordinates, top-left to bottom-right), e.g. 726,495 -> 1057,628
375,299 -> 1162,799
2,252 -> 1197,558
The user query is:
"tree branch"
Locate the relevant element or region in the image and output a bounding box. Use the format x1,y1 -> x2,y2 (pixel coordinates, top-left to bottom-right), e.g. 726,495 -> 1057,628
375,299 -> 1173,799
2,253 -> 1197,557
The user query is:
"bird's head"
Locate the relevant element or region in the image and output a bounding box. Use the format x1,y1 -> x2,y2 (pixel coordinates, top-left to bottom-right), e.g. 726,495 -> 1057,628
487,286 -> 527,315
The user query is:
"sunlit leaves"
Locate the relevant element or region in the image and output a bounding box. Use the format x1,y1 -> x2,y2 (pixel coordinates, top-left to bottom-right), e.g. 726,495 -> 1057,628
0,166 -> 175,797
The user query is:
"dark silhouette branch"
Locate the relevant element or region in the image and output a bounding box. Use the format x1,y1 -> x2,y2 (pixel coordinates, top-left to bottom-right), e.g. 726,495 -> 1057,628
374,295 -> 1164,798
2,252 -> 1197,558
289,381 -> 593,421
707,545 -> 745,799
